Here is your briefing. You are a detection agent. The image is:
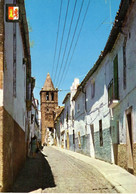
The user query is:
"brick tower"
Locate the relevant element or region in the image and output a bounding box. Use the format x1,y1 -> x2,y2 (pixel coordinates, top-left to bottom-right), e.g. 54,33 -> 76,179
40,73 -> 58,145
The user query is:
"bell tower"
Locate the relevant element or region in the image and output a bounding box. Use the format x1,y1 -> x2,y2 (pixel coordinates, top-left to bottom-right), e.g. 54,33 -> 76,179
40,73 -> 58,145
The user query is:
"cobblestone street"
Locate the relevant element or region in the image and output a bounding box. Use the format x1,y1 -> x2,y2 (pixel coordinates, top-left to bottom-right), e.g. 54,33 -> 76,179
12,146 -> 117,193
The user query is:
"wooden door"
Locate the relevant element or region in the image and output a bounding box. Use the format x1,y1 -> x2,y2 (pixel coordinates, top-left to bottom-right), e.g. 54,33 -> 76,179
126,108 -> 134,174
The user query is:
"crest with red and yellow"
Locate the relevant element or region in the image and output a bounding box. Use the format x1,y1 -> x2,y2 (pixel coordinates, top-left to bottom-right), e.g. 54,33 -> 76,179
6,5 -> 19,22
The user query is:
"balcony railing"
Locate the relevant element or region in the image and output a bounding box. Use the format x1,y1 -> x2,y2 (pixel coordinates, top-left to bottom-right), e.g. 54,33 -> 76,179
108,79 -> 119,108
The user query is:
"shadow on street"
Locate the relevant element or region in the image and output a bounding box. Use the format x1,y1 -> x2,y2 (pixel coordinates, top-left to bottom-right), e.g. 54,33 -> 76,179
11,151 -> 56,192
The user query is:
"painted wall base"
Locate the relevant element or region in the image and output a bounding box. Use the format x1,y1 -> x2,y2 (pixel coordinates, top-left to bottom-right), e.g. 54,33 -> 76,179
0,107 -> 26,192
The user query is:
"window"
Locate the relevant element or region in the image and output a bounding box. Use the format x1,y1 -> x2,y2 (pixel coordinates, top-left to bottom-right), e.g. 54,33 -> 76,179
31,114 -> 34,124
72,109 -> 74,127
123,37 -> 127,89
51,92 -> 54,101
108,79 -> 113,105
91,79 -> 95,98
73,130 -> 75,144
113,55 -> 119,100
108,55 -> 120,107
46,92 -> 49,101
99,120 -> 103,147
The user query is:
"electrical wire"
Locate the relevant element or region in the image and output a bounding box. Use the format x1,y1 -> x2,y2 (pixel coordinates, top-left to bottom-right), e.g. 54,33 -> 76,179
53,0 -> 70,84
56,0 -> 85,88
55,0 -> 78,87
51,0 -> 63,80
35,86 -> 72,92
58,0 -> 90,88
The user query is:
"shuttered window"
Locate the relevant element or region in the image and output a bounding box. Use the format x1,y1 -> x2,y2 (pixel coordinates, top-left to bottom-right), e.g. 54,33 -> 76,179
113,55 -> 119,100
123,37 -> 127,89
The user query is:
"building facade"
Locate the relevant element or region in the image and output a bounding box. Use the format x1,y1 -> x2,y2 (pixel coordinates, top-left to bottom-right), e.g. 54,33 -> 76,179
0,0 -> 32,191
56,0 -> 136,175
107,0 -> 136,174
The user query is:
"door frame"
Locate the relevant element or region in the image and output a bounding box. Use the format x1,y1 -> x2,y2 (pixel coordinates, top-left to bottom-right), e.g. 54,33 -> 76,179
125,106 -> 134,174
67,131 -> 69,150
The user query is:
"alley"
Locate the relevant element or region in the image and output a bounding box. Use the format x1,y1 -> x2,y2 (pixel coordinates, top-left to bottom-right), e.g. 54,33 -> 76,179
12,146 -> 117,193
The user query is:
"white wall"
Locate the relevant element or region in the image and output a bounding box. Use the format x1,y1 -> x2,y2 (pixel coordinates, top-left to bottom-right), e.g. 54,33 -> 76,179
74,91 -> 85,136
4,0 -> 26,131
110,1 -> 136,144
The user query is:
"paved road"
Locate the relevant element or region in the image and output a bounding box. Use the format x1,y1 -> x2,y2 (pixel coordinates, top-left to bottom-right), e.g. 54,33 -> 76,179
43,146 -> 117,193
12,146 -> 117,193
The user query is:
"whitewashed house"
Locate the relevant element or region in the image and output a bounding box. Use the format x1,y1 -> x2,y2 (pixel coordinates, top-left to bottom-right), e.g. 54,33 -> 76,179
54,107 -> 64,147
106,0 -> 136,174
72,0 -> 136,174
62,93 -> 71,149
0,0 -> 32,191
61,78 -> 79,151
30,96 -> 40,140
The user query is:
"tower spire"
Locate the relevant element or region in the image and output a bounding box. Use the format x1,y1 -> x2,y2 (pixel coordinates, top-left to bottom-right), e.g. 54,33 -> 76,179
43,73 -> 55,91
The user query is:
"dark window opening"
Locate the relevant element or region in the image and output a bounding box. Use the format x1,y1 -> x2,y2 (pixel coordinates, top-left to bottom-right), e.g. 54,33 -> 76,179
46,92 -> 49,101
113,55 -> 119,100
99,120 -> 103,147
73,130 -> 75,144
51,92 -> 54,101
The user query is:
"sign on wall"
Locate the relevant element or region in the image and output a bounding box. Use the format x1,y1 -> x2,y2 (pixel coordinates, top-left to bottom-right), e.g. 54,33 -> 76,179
6,4 -> 20,22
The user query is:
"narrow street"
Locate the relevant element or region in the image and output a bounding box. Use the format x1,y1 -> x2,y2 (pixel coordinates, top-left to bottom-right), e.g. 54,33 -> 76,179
12,146 -> 117,193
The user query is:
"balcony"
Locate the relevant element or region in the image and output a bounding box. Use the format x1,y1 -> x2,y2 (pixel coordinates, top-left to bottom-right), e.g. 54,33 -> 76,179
108,79 -> 119,109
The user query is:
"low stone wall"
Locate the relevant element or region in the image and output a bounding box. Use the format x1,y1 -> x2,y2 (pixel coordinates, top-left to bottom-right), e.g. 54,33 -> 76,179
0,107 -> 26,191
117,143 -> 136,175
117,144 -> 127,170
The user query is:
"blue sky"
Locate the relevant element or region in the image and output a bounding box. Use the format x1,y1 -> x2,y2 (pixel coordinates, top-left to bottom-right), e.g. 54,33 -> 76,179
25,0 -> 120,107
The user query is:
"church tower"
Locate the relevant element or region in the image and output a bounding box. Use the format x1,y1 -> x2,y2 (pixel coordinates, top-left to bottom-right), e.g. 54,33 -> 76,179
40,73 -> 58,145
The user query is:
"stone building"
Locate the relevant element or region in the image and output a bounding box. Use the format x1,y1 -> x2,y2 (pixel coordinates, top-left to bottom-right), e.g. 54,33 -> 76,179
0,0 -> 32,191
40,73 -> 58,145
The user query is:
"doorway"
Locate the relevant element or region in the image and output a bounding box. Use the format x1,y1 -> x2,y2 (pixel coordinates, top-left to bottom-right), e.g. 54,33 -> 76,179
67,131 -> 69,150
126,107 -> 134,174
